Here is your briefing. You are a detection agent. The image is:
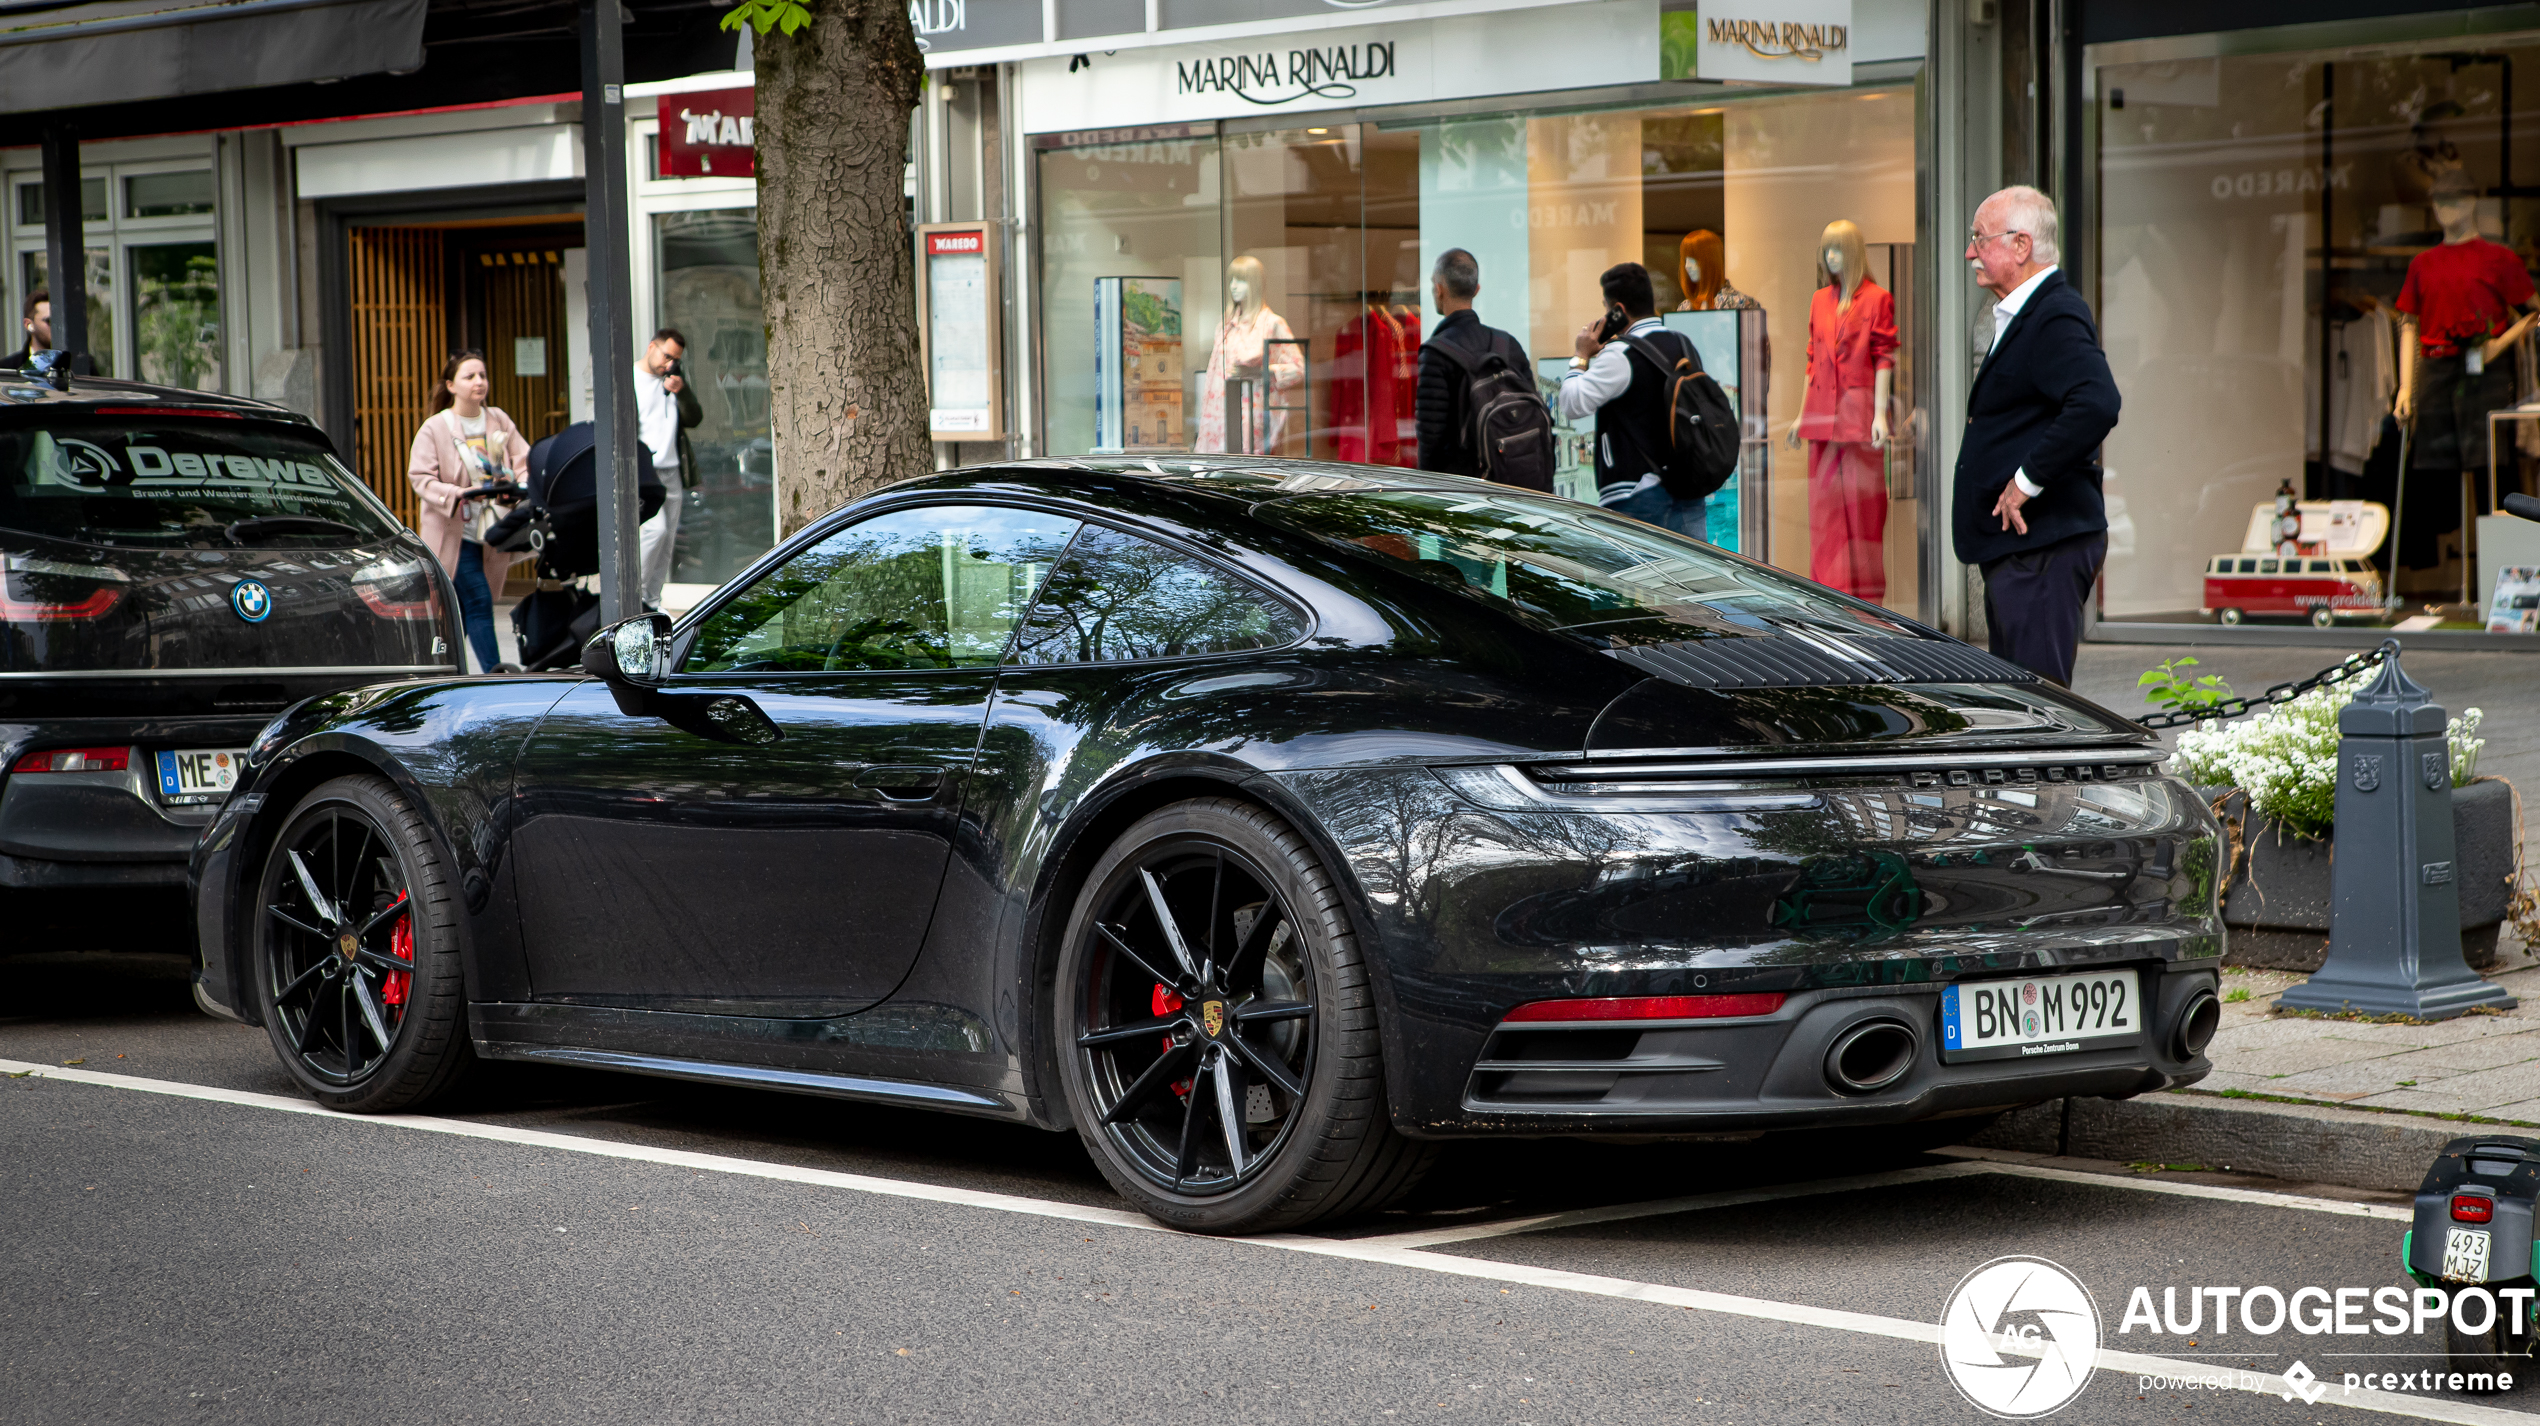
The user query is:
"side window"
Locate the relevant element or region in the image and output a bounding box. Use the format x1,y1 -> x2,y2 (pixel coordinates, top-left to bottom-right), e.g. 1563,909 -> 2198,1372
684,505 -> 1080,672
1010,525 -> 1304,665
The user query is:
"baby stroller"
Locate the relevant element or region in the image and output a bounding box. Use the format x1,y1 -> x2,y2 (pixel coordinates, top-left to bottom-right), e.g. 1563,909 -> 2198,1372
480,422 -> 665,671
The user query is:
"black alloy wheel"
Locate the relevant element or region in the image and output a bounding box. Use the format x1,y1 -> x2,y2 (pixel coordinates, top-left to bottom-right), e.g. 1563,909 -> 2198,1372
1056,798 -> 1433,1233
255,775 -> 474,1112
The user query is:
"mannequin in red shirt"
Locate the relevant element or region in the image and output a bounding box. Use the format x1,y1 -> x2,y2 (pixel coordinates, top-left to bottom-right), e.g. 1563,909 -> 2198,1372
2394,171 -> 2540,577
1786,219 -> 1898,601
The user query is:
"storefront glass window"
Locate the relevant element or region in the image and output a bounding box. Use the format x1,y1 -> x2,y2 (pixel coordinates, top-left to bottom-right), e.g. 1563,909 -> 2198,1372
18,248 -> 115,373
2097,38 -> 2540,631
1035,84 -> 1922,615
132,242 -> 220,391
654,209 -> 775,587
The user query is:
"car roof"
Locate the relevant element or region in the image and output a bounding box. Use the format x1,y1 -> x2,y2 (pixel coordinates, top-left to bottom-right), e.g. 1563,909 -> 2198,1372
996,455 -> 1502,498
0,372 -> 314,424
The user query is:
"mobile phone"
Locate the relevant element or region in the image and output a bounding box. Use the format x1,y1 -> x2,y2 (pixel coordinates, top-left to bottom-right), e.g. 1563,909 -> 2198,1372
1596,306 -> 1629,342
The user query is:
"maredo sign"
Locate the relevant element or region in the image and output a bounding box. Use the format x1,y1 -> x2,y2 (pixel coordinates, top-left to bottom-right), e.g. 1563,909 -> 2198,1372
658,85 -> 755,178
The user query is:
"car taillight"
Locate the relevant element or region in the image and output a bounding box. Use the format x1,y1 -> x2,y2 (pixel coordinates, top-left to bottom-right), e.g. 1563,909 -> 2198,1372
354,582 -> 441,619
352,559 -> 444,620
1502,993 -> 1787,1023
0,583 -> 122,621
10,746 -> 130,774
2454,1194 -> 2496,1223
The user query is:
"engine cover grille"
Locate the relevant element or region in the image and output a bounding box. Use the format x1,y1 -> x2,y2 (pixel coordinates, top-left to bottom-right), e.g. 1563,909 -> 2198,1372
1608,634 -> 2039,690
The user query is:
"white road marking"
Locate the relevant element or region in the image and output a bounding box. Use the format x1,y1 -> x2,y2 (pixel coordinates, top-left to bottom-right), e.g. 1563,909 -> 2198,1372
1,1059 -> 2510,1425
1357,1162 -> 1998,1248
1975,1158 -> 2414,1222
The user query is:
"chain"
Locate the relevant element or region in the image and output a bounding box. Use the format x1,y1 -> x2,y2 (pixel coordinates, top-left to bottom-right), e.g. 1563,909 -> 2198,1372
2132,639 -> 2397,730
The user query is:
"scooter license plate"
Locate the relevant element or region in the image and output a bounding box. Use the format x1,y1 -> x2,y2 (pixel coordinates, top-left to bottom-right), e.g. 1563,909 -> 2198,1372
1939,969 -> 2141,1063
2443,1227 -> 2494,1284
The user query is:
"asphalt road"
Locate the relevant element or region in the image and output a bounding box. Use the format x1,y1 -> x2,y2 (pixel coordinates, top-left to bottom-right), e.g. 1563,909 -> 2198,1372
4,916 -> 2535,1426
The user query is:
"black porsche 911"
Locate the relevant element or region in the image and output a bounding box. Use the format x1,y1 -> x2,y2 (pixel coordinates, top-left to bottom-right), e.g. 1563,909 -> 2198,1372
191,457 -> 2224,1233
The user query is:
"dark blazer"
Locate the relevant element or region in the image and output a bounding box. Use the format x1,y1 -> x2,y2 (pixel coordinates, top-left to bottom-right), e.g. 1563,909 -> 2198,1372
1951,269 -> 2120,567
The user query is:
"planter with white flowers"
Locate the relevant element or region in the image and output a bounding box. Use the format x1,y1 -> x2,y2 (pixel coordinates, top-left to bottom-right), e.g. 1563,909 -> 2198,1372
2168,684 -> 2515,971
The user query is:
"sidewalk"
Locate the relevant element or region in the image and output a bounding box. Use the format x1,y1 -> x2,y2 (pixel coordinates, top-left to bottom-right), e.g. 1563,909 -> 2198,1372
1965,642 -> 2540,1189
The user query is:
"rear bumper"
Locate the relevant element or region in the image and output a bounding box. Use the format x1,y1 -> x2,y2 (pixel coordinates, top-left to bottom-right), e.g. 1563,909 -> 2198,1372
0,716 -> 266,882
0,851 -> 190,889
1400,963 -> 2219,1136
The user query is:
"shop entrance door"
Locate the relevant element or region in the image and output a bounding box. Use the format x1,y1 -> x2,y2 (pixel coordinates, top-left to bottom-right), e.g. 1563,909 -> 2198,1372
342,217 -> 584,577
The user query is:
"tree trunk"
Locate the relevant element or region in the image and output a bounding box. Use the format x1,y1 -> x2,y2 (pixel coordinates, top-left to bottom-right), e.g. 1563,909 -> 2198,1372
754,0 -> 929,537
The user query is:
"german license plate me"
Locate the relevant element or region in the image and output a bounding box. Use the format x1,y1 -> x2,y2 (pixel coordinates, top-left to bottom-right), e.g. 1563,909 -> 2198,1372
1939,969 -> 2140,1063
156,747 -> 246,804
2444,1228 -> 2494,1284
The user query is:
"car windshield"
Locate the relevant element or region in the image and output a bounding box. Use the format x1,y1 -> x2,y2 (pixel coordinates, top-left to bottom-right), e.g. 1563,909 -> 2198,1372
0,417 -> 403,548
1253,486 -> 1915,645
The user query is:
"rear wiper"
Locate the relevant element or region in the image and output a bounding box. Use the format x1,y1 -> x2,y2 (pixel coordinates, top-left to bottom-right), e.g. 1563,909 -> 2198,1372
225,515 -> 368,543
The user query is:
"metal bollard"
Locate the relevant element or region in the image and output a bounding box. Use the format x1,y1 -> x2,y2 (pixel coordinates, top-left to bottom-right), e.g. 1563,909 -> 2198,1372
2280,643 -> 2516,1020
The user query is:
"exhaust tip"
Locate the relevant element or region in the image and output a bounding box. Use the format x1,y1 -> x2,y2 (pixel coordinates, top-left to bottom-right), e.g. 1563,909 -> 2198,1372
2174,992 -> 2221,1061
1826,1020 -> 1917,1095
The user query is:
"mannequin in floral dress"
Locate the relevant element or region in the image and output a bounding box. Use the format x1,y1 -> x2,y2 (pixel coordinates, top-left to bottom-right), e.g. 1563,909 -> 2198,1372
1198,255 -> 1304,454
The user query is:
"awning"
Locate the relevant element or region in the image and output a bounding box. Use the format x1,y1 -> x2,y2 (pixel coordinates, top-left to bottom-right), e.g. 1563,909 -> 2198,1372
0,0 -> 427,112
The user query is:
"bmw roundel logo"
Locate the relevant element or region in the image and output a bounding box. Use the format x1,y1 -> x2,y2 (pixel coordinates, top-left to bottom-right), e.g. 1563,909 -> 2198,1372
230,579 -> 273,623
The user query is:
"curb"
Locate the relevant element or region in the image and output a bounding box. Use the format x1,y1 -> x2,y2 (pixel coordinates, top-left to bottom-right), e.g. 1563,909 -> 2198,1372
1969,1091 -> 2475,1194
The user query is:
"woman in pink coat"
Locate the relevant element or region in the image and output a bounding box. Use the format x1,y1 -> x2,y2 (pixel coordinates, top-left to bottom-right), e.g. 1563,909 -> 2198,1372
407,350 -> 529,672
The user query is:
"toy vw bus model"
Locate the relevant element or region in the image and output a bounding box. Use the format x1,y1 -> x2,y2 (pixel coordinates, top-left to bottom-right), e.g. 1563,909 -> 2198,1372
2202,497 -> 2388,627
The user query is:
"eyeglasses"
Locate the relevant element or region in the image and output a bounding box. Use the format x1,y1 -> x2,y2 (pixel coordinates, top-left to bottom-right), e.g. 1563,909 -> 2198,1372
1968,228 -> 2024,248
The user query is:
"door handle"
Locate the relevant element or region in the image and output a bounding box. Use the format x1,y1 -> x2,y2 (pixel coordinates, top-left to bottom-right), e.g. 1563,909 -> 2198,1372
854,765 -> 944,800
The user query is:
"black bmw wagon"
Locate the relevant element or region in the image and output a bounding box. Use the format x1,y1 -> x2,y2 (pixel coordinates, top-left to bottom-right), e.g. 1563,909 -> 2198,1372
191,458 -> 2222,1233
1,374 -> 460,902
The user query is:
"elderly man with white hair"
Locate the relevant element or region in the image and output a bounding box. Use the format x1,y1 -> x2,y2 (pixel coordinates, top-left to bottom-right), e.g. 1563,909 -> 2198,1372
1952,184 -> 2120,685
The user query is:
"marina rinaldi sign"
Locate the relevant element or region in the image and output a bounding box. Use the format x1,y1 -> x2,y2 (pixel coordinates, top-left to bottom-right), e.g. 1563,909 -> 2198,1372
1015,0 -> 1650,131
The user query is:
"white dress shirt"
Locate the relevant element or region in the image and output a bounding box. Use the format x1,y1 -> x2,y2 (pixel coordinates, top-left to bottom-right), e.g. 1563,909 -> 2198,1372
1987,264 -> 2059,498
1558,317 -> 1669,422
633,365 -> 681,473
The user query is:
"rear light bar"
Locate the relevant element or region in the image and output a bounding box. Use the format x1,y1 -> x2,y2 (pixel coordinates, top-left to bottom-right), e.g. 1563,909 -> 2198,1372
2454,1194 -> 2496,1224
1503,993 -> 1787,1023
11,746 -> 129,774
0,586 -> 121,621
355,584 -> 442,620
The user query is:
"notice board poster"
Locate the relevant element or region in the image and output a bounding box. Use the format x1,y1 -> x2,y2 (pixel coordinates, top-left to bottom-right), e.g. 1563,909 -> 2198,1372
919,225 -> 1002,440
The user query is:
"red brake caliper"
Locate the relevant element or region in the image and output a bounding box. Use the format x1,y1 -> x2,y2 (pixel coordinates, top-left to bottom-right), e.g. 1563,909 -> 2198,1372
1152,984 -> 1192,1098
382,902 -> 414,1006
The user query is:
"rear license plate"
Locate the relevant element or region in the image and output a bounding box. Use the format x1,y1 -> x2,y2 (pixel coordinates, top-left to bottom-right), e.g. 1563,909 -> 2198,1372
2444,1228 -> 2494,1284
1940,969 -> 2141,1063
155,748 -> 247,805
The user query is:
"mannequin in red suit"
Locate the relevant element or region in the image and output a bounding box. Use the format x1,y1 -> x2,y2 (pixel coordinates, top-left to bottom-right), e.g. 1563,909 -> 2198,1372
1785,218 -> 1898,600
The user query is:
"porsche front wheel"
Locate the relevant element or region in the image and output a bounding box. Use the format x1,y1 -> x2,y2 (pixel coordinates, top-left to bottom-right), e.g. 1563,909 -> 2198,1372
254,775 -> 475,1112
1054,798 -> 1433,1233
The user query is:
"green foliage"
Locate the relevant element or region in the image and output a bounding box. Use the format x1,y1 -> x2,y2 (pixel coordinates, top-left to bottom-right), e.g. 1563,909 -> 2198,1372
722,0 -> 812,36
1659,12 -> 1701,81
2137,656 -> 2233,716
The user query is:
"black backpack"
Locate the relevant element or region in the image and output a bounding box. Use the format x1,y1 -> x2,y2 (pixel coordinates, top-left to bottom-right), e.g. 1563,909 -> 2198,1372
1617,331 -> 1740,500
1424,329 -> 1557,492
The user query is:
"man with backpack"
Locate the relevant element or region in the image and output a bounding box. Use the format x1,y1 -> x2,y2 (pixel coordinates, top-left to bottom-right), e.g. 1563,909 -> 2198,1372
1416,249 -> 1553,489
1559,262 -> 1738,539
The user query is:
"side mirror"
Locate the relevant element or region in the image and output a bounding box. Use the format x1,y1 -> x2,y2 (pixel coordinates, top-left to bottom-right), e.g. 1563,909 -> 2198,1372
584,612 -> 673,686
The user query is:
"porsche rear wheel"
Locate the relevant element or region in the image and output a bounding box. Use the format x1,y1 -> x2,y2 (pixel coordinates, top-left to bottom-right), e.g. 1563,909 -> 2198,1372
255,775 -> 475,1112
1055,798 -> 1433,1233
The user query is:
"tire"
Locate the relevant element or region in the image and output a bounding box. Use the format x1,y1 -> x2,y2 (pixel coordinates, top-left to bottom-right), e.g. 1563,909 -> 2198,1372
1054,798 -> 1435,1233
2311,607 -> 2336,628
2443,1284 -> 2530,1391
2217,607 -> 2244,626
254,774 -> 476,1112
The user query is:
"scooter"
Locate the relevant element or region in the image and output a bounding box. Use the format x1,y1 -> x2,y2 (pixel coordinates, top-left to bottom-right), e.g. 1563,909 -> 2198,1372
2404,1136 -> 2540,1390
